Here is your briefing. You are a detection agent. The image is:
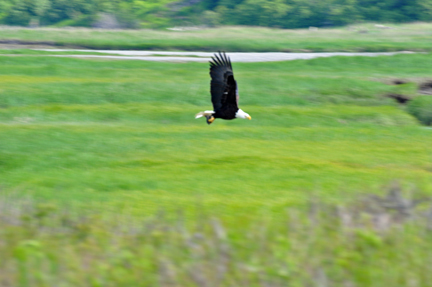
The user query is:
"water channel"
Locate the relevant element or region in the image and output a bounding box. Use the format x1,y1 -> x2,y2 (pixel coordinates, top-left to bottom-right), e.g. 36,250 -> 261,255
36,49 -> 415,62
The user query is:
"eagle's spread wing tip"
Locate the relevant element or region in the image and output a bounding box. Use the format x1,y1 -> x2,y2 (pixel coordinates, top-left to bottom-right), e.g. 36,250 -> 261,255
210,51 -> 232,69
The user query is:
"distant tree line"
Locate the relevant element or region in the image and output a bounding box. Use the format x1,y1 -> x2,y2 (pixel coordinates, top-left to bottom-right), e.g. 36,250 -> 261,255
1,0 -> 432,29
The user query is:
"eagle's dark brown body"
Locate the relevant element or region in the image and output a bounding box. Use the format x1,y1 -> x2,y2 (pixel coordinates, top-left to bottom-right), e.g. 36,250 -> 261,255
209,52 -> 239,122
196,52 -> 251,124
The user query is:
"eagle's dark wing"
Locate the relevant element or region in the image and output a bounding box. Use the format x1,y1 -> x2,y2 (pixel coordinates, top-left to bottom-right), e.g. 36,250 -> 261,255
209,52 -> 238,111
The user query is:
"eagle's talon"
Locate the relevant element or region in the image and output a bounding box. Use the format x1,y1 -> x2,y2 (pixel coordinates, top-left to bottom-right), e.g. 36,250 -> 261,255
207,116 -> 215,124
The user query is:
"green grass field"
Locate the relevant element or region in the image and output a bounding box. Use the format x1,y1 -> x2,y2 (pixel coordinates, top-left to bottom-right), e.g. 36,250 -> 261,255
1,53 -> 431,220
1,22 -> 432,51
1,51 -> 432,286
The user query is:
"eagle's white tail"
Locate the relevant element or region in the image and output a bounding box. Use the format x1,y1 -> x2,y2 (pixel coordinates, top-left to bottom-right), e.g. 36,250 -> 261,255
195,110 -> 215,119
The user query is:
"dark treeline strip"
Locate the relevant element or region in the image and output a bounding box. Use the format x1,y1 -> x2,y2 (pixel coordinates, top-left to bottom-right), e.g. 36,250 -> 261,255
1,0 -> 432,29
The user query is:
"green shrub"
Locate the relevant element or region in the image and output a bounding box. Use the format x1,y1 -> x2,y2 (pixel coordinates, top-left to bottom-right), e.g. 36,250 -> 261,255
407,95 -> 432,125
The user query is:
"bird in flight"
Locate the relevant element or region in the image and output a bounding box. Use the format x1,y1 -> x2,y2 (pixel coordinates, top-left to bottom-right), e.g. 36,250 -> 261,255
195,51 -> 251,124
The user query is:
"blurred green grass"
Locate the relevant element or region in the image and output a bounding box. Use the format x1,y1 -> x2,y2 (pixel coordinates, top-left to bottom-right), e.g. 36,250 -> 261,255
0,53 -> 431,221
1,22 -> 432,51
2,185 -> 432,287
0,49 -> 122,56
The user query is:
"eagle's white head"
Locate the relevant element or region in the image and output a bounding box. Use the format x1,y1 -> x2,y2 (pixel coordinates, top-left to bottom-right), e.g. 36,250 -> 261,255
235,109 -> 252,120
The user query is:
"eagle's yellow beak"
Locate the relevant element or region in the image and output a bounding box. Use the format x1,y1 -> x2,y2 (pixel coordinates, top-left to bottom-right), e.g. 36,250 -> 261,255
247,115 -> 252,120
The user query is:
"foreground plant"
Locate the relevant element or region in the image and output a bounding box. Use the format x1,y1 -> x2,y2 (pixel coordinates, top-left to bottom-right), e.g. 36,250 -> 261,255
1,182 -> 432,287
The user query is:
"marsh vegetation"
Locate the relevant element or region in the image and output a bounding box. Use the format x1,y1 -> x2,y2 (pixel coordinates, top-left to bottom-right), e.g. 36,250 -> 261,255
1,182 -> 432,286
1,30 -> 432,285
1,23 -> 432,52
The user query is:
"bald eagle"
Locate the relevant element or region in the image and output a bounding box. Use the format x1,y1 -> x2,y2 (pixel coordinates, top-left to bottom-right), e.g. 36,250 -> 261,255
195,52 -> 251,124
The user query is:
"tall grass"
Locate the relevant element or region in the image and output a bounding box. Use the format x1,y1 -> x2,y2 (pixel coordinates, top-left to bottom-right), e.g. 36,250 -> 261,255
1,22 -> 432,51
1,182 -> 432,286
